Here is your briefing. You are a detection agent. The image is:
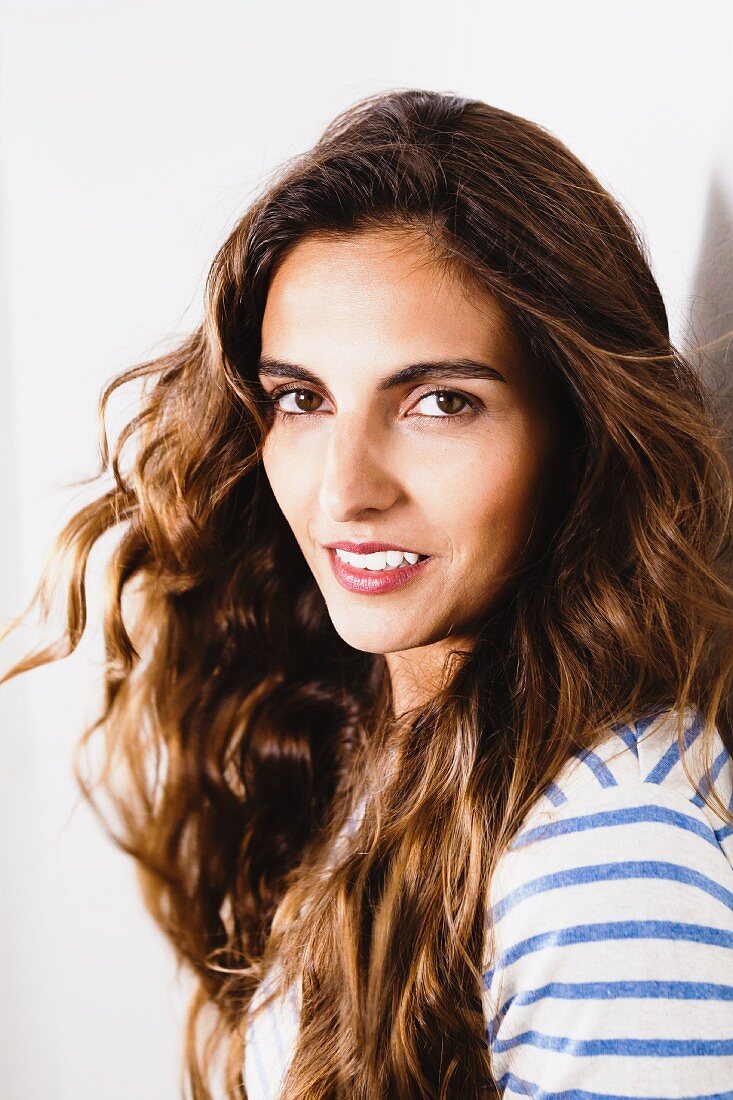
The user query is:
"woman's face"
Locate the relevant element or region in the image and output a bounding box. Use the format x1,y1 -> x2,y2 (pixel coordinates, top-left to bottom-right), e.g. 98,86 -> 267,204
258,229 -> 564,705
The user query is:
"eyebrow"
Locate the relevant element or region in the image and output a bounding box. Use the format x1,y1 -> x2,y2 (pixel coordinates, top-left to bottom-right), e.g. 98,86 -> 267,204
255,355 -> 508,390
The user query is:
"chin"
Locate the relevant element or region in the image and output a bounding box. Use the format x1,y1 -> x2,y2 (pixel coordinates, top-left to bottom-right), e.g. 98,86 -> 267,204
331,629 -> 402,655
327,615 -> 434,655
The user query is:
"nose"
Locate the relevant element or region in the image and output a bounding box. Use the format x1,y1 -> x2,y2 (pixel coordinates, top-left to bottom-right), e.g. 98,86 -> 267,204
318,413 -> 402,521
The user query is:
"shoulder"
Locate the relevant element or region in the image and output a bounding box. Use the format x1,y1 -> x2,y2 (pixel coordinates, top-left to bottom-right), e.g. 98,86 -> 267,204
483,705 -> 733,1098
507,703 -> 733,862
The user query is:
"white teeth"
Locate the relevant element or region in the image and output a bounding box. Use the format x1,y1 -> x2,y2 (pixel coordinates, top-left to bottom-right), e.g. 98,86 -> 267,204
334,548 -> 424,570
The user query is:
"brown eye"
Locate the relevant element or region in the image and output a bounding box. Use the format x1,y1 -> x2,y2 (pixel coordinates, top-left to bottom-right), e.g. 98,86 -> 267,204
269,387 -> 326,415
291,389 -> 322,413
435,392 -> 467,415
413,389 -> 477,419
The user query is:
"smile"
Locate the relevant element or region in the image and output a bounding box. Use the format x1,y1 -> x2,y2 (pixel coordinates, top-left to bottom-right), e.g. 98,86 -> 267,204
334,548 -> 426,570
328,547 -> 432,595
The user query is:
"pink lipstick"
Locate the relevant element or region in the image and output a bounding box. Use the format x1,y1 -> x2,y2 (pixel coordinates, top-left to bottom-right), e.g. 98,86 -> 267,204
327,547 -> 432,595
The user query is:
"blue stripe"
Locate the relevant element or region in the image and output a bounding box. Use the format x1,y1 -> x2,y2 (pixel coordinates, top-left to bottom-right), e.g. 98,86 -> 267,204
574,747 -> 618,787
486,980 -> 733,1041
507,804 -> 719,853
718,783 -> 733,841
612,724 -> 638,754
498,1069 -> 733,1100
691,746 -> 731,807
492,1029 -> 733,1057
634,703 -> 673,738
643,709 -> 704,784
509,977 -> 733,1004
543,780 -> 568,806
494,920 -> 733,971
489,860 -> 733,923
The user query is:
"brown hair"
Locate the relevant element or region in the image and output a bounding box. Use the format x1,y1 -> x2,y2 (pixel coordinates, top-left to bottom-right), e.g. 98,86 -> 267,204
2,88 -> 731,1098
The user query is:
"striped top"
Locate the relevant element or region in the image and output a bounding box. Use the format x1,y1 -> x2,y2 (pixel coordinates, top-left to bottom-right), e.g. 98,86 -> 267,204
243,706 -> 733,1099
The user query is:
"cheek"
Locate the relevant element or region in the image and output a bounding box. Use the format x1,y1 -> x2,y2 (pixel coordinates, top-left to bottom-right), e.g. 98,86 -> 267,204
261,438 -> 300,523
261,432 -> 324,548
436,439 -> 550,562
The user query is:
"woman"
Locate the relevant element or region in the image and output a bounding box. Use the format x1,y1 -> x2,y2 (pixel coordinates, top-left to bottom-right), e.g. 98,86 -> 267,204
2,88 -> 732,1099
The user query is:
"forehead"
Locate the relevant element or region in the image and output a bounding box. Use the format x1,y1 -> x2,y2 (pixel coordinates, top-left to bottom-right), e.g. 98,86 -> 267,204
260,229 -> 527,377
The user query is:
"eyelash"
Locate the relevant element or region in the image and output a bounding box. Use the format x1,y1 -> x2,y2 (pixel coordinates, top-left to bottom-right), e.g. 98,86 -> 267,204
265,386 -> 481,423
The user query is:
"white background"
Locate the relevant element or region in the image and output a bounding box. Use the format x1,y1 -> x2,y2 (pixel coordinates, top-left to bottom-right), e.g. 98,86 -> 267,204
1,1 -> 732,1096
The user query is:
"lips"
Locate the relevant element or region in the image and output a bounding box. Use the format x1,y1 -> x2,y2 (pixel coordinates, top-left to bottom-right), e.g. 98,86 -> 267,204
327,546 -> 432,595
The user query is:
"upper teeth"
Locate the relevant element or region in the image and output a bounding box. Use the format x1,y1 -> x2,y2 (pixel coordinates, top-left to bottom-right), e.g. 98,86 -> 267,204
335,548 -> 422,570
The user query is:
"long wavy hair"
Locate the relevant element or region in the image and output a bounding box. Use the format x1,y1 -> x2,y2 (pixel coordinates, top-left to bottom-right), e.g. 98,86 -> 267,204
2,88 -> 732,1099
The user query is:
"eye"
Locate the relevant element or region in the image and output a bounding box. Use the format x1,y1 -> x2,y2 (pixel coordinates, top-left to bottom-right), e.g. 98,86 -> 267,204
265,385 -> 480,422
411,389 -> 478,419
268,387 -> 326,415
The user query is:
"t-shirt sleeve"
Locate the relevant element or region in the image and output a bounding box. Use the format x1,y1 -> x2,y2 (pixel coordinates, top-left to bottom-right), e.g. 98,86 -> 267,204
482,781 -> 733,1098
